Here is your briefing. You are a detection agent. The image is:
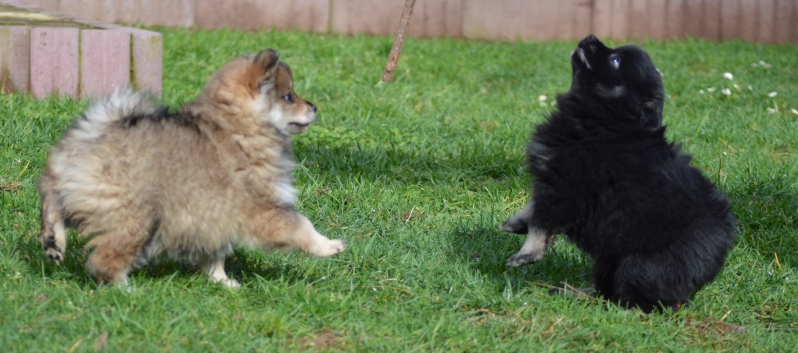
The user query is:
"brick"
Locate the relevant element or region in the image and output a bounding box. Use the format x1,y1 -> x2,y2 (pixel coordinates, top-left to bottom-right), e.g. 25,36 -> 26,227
112,28 -> 162,96
80,29 -> 130,98
0,27 -> 31,94
30,27 -> 80,98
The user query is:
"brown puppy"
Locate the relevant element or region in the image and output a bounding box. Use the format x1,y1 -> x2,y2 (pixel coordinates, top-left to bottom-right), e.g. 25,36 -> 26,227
39,49 -> 345,287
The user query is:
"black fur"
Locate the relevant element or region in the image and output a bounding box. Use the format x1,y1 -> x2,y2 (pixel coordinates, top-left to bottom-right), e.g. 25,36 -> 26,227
507,35 -> 737,312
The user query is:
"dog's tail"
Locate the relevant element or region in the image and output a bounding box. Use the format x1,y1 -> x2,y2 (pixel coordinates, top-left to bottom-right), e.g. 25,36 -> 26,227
66,89 -> 159,143
39,173 -> 67,265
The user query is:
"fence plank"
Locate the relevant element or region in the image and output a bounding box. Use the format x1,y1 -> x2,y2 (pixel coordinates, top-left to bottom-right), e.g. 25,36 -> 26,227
702,0 -> 721,40
411,0 -> 463,38
757,0 -> 776,43
683,0 -> 703,38
0,26 -> 30,93
720,0 -> 740,40
573,0 -> 592,40
665,0 -> 685,39
610,0 -> 630,40
738,0 -> 758,42
629,0 -> 647,41
30,27 -> 79,98
774,0 -> 795,43
592,0 -> 613,39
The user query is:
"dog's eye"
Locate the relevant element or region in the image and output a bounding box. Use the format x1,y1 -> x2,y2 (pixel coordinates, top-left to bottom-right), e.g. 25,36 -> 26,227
284,93 -> 294,104
609,55 -> 621,69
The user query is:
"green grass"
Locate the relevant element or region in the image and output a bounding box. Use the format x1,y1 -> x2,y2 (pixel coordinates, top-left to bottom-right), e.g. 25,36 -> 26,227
2,28 -> 797,351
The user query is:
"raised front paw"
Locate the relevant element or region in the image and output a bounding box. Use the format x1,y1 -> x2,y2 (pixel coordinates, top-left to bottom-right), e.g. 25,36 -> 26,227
501,217 -> 528,234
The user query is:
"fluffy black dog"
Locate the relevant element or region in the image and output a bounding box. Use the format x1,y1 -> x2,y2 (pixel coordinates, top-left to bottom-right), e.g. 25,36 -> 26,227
502,35 -> 737,312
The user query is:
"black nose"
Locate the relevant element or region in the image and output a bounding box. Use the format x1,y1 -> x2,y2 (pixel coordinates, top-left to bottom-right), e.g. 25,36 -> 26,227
308,102 -> 317,113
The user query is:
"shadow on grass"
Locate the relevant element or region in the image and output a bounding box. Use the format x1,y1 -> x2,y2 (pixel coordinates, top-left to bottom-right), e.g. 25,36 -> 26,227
728,173 -> 798,268
446,213 -> 593,292
295,140 -> 524,185
21,233 -> 314,288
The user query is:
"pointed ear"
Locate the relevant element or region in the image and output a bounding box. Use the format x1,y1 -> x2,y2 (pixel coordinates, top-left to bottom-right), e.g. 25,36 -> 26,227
253,49 -> 280,79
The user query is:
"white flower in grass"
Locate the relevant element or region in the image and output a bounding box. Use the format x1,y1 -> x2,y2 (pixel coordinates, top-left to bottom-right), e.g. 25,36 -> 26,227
707,87 -> 716,93
722,88 -> 731,96
791,108 -> 798,115
538,95 -> 547,102
733,83 -> 740,90
699,89 -> 705,94
748,85 -> 753,91
723,72 -> 733,80
767,108 -> 777,114
768,91 -> 778,98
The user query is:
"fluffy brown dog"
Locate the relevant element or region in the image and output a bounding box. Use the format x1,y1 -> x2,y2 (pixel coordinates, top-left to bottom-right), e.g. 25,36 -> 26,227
39,49 -> 345,287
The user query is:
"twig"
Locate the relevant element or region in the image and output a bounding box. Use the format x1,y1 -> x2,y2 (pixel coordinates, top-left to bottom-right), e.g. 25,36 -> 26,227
381,0 -> 417,82
404,206 -> 416,223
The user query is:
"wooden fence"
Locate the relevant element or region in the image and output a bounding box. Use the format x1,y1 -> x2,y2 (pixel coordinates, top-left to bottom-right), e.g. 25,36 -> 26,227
13,0 -> 798,43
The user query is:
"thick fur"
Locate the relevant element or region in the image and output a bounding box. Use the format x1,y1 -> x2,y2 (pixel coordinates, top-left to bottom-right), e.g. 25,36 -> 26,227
39,49 -> 345,287
502,35 -> 737,312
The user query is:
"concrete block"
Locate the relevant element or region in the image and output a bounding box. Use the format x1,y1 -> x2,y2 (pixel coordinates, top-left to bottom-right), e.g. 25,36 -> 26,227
80,29 -> 130,97
0,26 -> 31,93
115,27 -> 162,96
30,27 -> 79,98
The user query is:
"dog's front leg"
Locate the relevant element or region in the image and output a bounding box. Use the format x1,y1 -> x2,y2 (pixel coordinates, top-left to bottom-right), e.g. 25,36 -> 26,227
501,199 -> 534,234
506,227 -> 553,267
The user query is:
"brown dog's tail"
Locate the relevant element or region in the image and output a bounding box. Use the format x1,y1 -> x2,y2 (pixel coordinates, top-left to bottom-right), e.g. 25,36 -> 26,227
39,175 -> 66,265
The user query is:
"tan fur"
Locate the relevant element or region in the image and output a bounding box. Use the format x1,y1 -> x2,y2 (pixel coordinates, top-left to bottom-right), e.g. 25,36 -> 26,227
38,49 -> 345,286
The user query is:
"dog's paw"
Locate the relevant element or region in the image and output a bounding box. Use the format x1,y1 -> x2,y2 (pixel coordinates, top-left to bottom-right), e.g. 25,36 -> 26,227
44,247 -> 63,265
500,217 -> 528,234
313,238 -> 346,257
212,277 -> 240,289
506,251 -> 542,267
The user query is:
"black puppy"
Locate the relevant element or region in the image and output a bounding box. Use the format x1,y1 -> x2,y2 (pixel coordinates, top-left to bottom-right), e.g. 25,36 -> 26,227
502,35 -> 737,312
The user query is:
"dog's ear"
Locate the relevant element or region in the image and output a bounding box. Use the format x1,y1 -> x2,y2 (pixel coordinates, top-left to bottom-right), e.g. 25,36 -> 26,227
253,49 -> 280,80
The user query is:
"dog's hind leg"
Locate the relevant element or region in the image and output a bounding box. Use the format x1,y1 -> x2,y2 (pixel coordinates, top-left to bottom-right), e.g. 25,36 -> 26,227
84,218 -> 155,285
250,210 -> 346,258
39,182 -> 67,265
201,258 -> 240,288
501,199 -> 533,234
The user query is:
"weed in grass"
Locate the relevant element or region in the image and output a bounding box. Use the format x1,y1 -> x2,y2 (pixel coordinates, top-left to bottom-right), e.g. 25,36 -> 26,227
1,29 -> 796,351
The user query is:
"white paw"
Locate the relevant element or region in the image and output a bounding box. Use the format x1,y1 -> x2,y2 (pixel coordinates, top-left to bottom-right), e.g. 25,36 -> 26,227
211,277 -> 240,288
313,238 -> 347,257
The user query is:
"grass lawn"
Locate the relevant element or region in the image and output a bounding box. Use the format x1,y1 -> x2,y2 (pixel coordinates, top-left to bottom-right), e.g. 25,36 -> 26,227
1,28 -> 797,352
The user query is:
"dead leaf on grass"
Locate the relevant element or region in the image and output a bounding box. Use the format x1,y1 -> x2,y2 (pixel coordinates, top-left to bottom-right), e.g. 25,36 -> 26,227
94,332 -> 108,351
1,179 -> 23,193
